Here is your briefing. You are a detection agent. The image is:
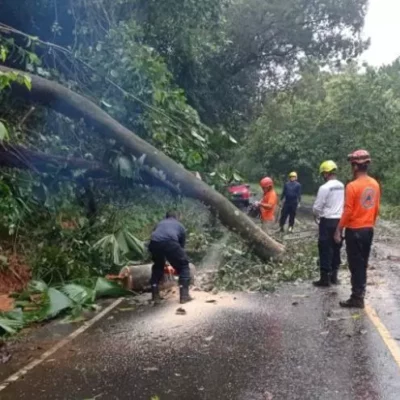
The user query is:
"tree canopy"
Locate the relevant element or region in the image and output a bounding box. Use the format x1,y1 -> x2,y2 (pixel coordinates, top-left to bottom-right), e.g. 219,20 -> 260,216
241,61 -> 400,200
0,0 -> 387,285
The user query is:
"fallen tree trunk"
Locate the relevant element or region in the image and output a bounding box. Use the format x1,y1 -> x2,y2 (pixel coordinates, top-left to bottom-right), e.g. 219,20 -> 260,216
0,142 -> 181,193
0,66 -> 284,260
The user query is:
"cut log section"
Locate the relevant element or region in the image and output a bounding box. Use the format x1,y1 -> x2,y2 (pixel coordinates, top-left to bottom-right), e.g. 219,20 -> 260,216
117,263 -> 196,292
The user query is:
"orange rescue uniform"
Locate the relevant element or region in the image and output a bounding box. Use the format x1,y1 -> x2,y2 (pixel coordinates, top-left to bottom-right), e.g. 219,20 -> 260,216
339,176 -> 380,229
260,189 -> 278,222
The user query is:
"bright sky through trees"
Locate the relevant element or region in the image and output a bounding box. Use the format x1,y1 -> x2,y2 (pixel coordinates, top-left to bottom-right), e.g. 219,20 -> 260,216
362,0 -> 400,66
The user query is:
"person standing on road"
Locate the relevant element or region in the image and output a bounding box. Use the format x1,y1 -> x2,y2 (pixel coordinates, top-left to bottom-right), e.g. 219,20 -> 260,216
334,150 -> 380,309
148,211 -> 192,304
257,177 -> 278,233
312,161 -> 344,287
280,172 -> 302,233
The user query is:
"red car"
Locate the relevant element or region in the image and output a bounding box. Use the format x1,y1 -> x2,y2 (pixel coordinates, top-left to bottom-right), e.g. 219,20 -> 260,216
227,183 -> 251,208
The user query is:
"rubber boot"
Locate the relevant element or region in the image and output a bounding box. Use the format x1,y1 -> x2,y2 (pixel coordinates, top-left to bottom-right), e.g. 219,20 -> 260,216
151,284 -> 163,304
179,280 -> 193,304
339,296 -> 364,309
288,226 -> 293,234
313,271 -> 331,287
330,269 -> 340,285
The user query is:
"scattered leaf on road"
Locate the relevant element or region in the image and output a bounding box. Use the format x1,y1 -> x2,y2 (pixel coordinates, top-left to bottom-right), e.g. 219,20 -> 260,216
176,308 -> 186,315
118,307 -> 135,312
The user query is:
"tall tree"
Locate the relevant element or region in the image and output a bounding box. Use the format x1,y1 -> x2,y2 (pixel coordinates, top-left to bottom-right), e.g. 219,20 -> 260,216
243,62 -> 400,199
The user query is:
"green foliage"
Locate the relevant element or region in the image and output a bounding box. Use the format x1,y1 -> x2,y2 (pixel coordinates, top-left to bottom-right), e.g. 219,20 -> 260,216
0,0 -> 368,164
93,229 -> 145,266
0,164 -> 218,284
94,277 -> 130,299
177,0 -> 368,131
0,174 -> 34,236
0,278 -> 130,335
242,62 -> 400,199
0,69 -> 32,91
61,283 -> 94,306
0,0 -> 375,289
379,204 -> 400,221
207,166 -> 245,192
80,20 -> 215,169
216,237 -> 318,291
0,121 -> 9,140
0,309 -> 24,334
46,287 -> 73,318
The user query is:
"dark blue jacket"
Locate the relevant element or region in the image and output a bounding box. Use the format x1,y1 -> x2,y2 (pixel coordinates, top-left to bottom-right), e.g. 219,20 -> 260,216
151,217 -> 186,247
281,181 -> 302,205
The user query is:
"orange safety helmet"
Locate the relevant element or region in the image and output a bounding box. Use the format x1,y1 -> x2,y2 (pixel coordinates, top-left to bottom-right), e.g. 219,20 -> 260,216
260,177 -> 273,188
347,149 -> 371,165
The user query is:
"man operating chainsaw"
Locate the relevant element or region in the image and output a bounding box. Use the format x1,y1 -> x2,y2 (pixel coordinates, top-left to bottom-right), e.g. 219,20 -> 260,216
148,210 -> 192,304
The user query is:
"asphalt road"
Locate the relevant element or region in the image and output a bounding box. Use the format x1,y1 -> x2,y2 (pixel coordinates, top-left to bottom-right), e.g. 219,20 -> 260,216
1,221 -> 400,400
1,286 -> 400,399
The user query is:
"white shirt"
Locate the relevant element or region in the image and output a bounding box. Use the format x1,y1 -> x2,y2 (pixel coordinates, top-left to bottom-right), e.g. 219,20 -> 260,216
313,179 -> 344,219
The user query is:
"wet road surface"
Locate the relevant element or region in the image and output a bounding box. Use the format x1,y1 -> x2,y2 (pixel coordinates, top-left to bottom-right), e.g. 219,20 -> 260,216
1,282 -> 400,400
1,219 -> 400,400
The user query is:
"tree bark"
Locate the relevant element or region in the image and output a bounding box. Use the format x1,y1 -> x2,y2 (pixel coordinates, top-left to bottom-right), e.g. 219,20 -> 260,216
0,142 -> 181,193
0,66 -> 285,260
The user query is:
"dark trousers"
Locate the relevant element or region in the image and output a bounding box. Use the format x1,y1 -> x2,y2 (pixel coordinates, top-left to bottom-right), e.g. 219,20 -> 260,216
345,228 -> 374,299
318,218 -> 342,274
280,202 -> 298,228
148,240 -> 191,286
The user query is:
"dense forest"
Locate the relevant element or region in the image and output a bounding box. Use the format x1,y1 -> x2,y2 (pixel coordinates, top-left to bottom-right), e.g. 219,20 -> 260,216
0,0 -> 399,292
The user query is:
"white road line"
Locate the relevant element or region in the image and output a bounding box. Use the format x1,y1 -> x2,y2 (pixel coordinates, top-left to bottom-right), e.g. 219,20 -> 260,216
0,297 -> 124,392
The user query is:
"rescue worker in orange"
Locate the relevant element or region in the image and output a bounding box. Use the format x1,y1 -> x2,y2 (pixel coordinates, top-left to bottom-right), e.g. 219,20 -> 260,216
257,177 -> 278,233
334,150 -> 380,309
